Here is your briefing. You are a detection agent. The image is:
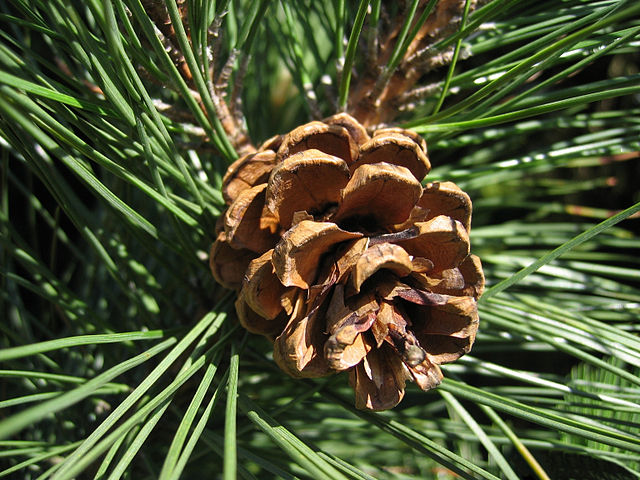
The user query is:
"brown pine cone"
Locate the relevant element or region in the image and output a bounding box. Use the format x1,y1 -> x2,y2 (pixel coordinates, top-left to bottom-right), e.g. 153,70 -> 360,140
210,113 -> 484,410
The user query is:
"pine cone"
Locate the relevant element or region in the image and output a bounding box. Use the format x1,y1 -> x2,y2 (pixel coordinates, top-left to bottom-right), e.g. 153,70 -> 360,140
210,113 -> 484,410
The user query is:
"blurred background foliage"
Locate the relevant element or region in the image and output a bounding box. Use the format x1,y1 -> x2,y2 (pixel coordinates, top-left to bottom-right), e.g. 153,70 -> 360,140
0,0 -> 639,479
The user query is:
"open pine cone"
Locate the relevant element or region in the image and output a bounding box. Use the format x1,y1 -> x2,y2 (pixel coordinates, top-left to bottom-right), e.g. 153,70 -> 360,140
210,113 -> 484,410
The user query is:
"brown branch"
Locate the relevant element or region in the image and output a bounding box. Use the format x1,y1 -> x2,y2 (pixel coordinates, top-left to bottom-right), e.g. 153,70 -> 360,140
348,0 -> 479,128
140,0 -> 255,156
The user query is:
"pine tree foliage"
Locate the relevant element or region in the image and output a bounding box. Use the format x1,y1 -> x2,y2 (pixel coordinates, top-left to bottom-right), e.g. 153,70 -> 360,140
1,1 -> 639,478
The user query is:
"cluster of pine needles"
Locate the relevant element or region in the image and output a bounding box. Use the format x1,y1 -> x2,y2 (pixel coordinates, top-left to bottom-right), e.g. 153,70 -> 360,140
1,0 -> 640,478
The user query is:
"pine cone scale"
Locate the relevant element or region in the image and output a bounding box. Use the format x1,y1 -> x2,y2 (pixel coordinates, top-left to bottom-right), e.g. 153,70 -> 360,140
209,233 -> 255,289
272,221 -> 362,289
396,216 -> 470,271
277,122 -> 360,164
224,184 -> 278,252
350,346 -> 410,411
274,303 -> 331,378
241,249 -> 288,321
350,243 -> 414,294
222,150 -> 278,205
263,150 -> 351,230
334,163 -> 423,230
354,132 -> 431,181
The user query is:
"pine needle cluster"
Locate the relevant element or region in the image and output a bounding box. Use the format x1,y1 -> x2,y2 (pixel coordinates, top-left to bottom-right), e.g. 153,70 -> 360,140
1,1 -> 639,478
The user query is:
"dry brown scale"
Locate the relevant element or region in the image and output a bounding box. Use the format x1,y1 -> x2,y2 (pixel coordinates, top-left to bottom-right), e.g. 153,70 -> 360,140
210,113 -> 484,410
